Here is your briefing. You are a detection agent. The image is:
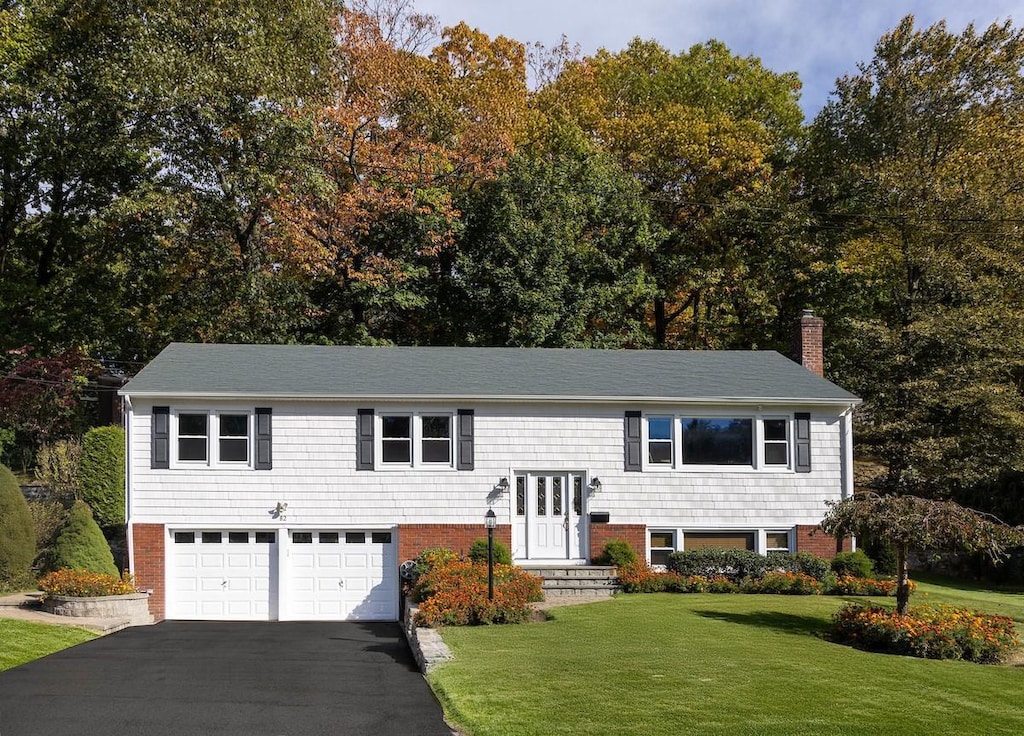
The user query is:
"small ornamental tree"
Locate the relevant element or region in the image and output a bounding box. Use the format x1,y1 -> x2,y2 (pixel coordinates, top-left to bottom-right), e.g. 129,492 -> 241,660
823,493 -> 1024,614
49,501 -> 118,577
78,426 -> 126,528
0,463 -> 36,588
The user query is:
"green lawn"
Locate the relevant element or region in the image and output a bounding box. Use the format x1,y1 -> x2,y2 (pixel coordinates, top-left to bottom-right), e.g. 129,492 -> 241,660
0,619 -> 97,672
430,582 -> 1024,736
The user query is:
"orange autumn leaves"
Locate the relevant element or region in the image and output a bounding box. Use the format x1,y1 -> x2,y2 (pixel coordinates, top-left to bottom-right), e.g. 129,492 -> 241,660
270,3 -> 528,295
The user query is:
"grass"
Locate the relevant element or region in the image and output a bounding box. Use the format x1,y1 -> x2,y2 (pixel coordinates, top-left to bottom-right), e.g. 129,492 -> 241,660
0,619 -> 97,672
430,582 -> 1024,736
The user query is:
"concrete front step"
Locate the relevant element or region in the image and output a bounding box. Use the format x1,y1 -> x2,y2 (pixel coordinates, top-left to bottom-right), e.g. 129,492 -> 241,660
520,565 -> 622,599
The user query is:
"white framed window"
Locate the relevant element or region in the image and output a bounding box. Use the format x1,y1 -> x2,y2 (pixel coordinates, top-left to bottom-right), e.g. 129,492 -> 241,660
639,412 -> 798,472
649,530 -> 676,567
172,410 -> 252,467
645,416 -> 674,467
762,418 -> 789,467
377,412 -> 455,468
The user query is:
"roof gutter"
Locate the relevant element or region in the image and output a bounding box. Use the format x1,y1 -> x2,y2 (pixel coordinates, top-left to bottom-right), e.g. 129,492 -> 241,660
119,390 -> 862,407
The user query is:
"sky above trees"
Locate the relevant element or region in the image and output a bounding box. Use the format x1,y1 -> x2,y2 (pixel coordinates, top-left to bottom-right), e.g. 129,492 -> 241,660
415,0 -> 1019,117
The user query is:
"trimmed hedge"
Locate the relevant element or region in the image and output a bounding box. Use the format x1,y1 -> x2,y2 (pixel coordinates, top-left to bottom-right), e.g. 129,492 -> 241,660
0,463 -> 36,591
666,548 -> 832,582
78,426 -> 126,528
50,501 -> 118,577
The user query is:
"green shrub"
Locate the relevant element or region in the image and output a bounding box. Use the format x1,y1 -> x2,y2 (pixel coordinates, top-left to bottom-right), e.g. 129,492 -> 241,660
49,501 -> 118,576
468,538 -> 512,565
0,463 -> 36,592
787,552 -> 833,582
78,426 -> 125,528
831,550 -> 875,578
596,539 -> 639,567
38,568 -> 135,597
832,603 -> 1018,663
413,559 -> 544,626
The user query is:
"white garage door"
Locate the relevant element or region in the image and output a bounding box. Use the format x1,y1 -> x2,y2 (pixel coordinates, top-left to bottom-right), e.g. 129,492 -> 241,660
288,530 -> 398,621
169,530 -> 277,621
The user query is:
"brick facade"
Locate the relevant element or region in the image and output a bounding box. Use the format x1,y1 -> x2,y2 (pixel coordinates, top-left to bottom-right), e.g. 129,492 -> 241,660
397,523 -> 512,563
589,523 -> 646,561
795,524 -> 852,558
131,523 -> 166,621
792,309 -> 825,378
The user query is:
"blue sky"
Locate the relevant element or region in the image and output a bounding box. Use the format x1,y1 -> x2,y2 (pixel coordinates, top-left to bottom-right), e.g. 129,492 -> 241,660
414,0 -> 1018,120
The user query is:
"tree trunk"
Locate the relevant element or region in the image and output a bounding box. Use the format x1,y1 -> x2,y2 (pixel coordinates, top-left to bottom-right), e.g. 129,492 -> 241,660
895,544 -> 911,615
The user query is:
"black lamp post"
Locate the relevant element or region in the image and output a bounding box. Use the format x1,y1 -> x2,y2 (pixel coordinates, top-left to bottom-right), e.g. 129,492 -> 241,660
485,508 -> 497,601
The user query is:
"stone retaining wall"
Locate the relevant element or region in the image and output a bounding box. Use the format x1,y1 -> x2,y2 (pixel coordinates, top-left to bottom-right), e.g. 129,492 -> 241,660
402,600 -> 453,674
42,593 -> 153,626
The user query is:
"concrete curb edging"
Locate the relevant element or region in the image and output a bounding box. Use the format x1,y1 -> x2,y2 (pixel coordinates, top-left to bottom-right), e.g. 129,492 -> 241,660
402,601 -> 454,674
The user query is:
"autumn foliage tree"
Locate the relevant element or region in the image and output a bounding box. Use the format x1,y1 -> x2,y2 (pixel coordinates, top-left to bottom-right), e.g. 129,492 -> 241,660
270,2 -> 528,344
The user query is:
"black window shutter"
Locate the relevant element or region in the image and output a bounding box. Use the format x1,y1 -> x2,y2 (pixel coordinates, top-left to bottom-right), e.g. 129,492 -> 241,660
255,408 -> 272,470
457,409 -> 474,471
795,412 -> 812,473
152,406 -> 170,469
356,409 -> 374,470
624,411 -> 642,472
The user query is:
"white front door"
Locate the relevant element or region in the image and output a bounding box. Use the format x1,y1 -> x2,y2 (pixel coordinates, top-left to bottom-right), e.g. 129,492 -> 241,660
514,473 -> 586,561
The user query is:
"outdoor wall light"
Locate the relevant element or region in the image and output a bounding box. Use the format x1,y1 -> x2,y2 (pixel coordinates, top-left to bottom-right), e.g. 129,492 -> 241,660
496,477 -> 510,492
274,501 -> 289,520
588,477 -> 602,493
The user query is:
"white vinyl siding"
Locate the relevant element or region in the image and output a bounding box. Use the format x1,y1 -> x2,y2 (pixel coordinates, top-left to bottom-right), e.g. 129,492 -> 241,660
128,401 -> 846,530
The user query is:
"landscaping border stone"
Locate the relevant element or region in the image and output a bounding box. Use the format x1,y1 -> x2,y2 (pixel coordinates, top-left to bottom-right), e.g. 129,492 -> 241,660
42,592 -> 153,626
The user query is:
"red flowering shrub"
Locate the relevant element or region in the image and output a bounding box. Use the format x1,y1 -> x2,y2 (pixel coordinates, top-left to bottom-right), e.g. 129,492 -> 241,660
742,571 -> 824,595
38,568 -> 135,597
413,559 -> 543,627
833,603 -> 1019,663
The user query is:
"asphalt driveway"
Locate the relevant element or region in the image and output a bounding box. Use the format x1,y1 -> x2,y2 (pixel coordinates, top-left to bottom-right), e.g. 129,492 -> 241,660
0,621 -> 453,736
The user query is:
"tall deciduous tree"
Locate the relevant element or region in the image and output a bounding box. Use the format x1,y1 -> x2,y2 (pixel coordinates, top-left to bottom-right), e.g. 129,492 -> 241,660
804,17 -> 1024,508
542,38 -> 806,348
270,2 -> 528,344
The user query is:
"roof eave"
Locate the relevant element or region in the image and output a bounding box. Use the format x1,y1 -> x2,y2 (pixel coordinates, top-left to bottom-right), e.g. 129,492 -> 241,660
119,389 -> 861,406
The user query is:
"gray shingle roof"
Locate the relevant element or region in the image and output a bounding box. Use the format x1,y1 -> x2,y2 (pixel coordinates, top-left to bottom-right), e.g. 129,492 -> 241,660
121,343 -> 859,404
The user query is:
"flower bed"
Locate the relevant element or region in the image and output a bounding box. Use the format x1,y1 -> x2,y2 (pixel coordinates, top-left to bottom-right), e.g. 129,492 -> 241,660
37,568 -> 152,625
832,603 -> 1019,663
617,561 -> 910,597
411,556 -> 544,627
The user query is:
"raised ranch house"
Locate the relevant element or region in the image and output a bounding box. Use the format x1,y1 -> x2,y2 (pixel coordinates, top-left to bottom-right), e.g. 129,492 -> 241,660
121,312 -> 860,622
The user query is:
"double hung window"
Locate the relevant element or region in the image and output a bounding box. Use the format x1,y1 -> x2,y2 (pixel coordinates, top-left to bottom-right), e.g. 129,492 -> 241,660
173,411 -> 251,466
378,413 -> 453,468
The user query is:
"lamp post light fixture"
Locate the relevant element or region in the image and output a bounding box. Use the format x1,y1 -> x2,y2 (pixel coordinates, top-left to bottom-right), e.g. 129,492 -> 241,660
485,508 -> 497,601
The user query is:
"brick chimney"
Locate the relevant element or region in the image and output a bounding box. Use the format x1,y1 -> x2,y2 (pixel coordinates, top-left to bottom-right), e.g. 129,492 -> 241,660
792,308 -> 824,377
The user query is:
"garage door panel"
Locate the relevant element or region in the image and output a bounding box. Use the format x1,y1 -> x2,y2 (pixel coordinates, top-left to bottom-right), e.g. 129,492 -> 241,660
170,531 -> 276,621
288,529 -> 397,621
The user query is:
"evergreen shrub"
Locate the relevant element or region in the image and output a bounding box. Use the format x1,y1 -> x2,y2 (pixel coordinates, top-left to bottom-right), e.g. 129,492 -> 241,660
50,501 -> 118,576
78,426 -> 126,528
0,463 -> 36,591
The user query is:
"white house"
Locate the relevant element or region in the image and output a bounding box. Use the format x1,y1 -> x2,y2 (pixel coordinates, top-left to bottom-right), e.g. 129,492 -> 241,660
121,312 -> 859,622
